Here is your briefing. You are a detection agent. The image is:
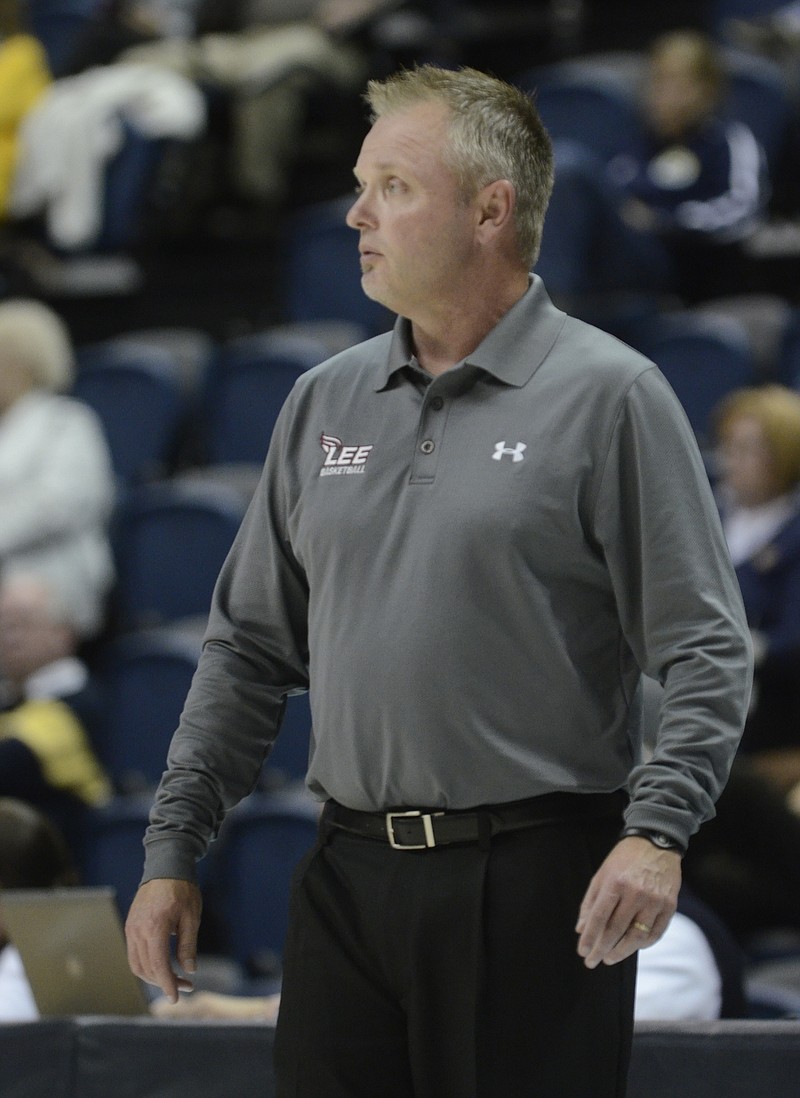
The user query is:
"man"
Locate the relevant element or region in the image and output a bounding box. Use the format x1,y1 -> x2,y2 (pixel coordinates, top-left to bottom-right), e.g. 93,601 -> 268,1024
126,65 -> 752,1097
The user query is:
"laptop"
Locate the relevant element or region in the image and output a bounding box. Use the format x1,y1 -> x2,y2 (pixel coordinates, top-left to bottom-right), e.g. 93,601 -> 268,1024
0,886 -> 150,1016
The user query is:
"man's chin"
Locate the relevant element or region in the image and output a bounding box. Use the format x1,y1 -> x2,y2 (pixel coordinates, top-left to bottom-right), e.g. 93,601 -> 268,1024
360,274 -> 392,310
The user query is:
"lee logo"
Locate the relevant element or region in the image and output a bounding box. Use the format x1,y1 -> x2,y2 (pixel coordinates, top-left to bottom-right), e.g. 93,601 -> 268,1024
320,433 -> 374,477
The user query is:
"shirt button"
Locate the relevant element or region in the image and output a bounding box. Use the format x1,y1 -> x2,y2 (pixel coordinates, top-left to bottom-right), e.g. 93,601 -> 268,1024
420,439 -> 435,454
430,396 -> 444,411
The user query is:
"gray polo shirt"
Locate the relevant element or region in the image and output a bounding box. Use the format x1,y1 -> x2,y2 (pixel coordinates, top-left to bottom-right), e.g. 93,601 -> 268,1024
142,277 -> 752,883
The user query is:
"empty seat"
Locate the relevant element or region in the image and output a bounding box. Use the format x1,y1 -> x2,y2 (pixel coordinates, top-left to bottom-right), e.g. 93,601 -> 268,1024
262,692 -> 313,789
28,0 -> 102,77
630,311 -> 758,446
112,476 -> 247,630
94,622 -> 205,792
209,789 -> 321,974
73,341 -> 185,484
284,195 -> 395,337
80,793 -> 154,917
204,330 -> 329,465
515,63 -> 641,166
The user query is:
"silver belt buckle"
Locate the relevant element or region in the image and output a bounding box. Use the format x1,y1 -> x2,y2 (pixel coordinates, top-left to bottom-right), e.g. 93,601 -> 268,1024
386,810 -> 443,849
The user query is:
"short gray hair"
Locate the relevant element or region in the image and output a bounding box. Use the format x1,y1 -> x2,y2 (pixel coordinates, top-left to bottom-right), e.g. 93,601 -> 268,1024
365,65 -> 555,267
0,298 -> 75,391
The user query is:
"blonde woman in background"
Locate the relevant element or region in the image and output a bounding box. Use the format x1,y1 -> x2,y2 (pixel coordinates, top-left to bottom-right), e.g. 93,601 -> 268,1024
715,384 -> 800,799
0,298 -> 116,640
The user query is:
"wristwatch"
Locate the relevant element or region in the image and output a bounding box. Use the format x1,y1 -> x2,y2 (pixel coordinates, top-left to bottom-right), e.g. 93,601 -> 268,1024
619,827 -> 686,856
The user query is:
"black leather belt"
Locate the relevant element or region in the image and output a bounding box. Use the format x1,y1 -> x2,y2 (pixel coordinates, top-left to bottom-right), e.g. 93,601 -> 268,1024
322,791 -> 626,851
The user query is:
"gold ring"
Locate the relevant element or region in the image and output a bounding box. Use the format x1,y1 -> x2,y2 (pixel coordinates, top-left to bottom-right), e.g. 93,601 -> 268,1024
632,921 -> 651,934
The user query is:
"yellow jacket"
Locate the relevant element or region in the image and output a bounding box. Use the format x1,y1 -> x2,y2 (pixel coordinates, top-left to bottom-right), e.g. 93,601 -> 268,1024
0,33 -> 51,217
0,699 -> 112,807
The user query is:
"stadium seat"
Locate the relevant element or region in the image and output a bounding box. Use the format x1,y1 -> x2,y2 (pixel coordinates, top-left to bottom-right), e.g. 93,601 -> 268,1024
94,622 -> 205,792
73,341 -> 185,484
209,789 -> 321,975
112,477 -> 247,630
779,308 -> 800,389
515,62 -> 641,166
709,0 -> 791,38
80,794 -> 154,917
284,195 -> 395,337
204,330 -> 329,465
698,294 -> 797,380
27,0 -> 102,77
629,311 -> 758,446
263,692 -> 313,789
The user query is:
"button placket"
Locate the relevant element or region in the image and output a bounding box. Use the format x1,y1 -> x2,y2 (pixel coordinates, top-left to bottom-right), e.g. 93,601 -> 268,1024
410,388 -> 448,483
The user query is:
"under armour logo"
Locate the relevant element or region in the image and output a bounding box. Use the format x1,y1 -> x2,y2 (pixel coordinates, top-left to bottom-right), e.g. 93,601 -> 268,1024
492,441 -> 527,463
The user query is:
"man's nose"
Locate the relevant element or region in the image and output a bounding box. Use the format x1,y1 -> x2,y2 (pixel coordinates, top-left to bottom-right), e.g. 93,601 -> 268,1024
346,191 -> 373,229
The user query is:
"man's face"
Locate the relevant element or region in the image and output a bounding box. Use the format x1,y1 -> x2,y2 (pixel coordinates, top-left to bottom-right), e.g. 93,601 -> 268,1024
346,100 -> 479,319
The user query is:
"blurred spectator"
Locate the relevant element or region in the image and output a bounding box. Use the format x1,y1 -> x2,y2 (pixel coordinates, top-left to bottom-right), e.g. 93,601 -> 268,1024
634,887 -> 746,1020
715,385 -> 800,765
536,138 -> 676,304
682,753 -> 800,942
115,0 -> 398,211
663,385 -> 800,943
0,298 -> 116,636
0,0 -> 51,221
0,575 -> 112,851
607,30 -> 769,302
727,1 -> 800,59
0,797 -> 79,1021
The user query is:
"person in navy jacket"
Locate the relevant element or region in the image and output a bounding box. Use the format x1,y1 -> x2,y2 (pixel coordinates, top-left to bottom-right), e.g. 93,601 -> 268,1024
608,30 -> 769,301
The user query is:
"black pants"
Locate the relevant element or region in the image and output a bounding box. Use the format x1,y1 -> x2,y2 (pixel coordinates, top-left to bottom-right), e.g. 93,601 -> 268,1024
274,807 -> 635,1098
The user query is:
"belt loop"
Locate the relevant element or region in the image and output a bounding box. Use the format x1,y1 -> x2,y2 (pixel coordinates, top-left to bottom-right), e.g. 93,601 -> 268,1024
319,803 -> 335,846
477,811 -> 492,853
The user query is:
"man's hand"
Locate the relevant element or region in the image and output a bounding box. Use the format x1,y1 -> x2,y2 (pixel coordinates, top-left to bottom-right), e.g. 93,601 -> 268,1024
125,878 -> 202,1003
575,836 -> 682,969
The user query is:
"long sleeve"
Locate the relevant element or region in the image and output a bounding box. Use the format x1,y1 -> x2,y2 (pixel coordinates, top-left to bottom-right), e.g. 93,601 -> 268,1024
141,401 -> 311,882
593,367 -> 753,846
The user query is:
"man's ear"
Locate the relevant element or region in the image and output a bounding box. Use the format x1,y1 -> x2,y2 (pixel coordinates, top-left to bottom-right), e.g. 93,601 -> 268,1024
475,179 -> 516,243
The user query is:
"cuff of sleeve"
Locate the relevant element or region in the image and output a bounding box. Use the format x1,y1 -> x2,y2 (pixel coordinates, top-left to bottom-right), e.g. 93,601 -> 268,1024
141,835 -> 199,886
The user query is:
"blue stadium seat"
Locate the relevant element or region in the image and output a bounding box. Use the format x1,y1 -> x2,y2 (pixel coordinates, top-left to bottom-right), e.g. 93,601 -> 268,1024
80,794 -> 154,917
28,0 -> 102,77
94,622 -> 205,792
209,790 -> 321,975
709,0 -> 791,37
73,341 -> 185,485
204,330 -> 329,465
629,311 -> 758,446
515,63 -> 641,166
284,195 -> 395,337
781,309 -> 800,389
263,692 -> 313,789
112,477 -> 247,630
